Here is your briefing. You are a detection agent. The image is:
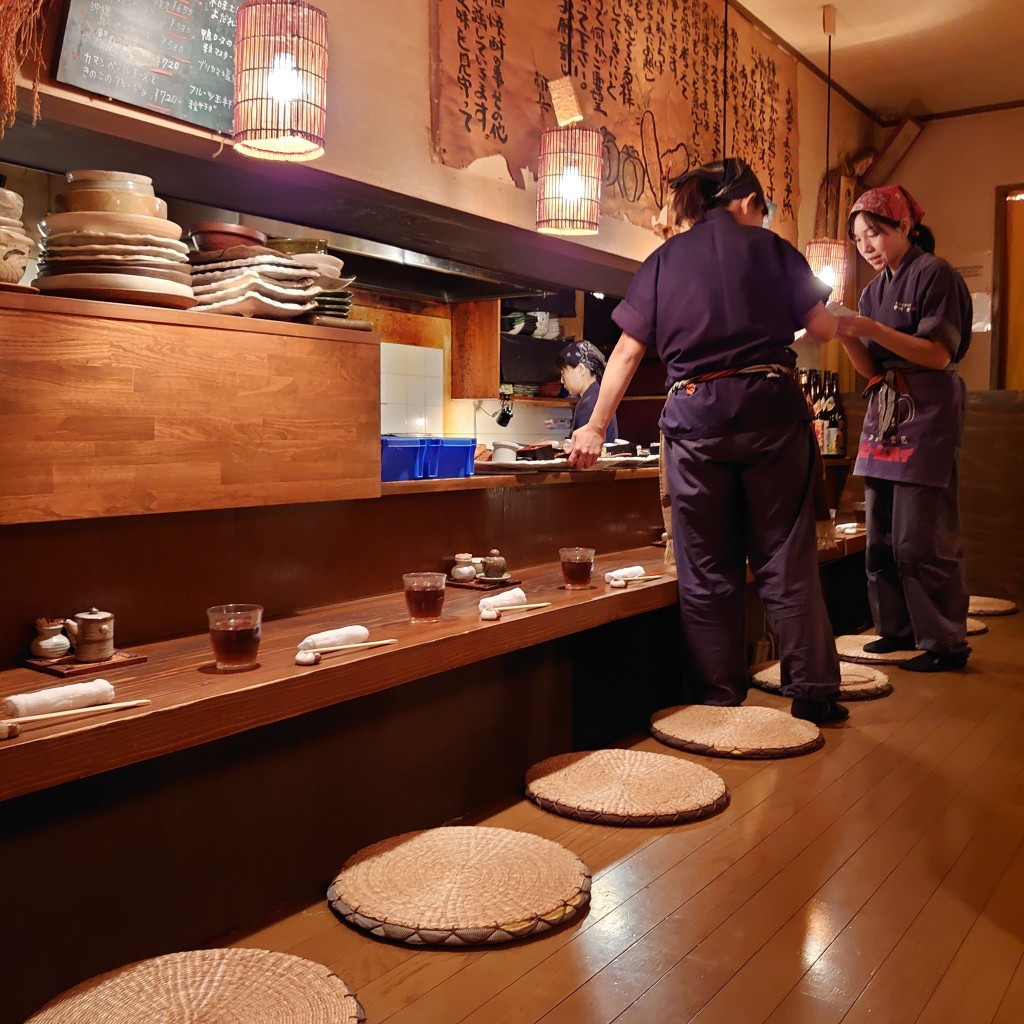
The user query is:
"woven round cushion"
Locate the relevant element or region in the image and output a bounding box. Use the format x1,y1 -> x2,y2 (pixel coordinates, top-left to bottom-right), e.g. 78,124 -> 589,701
24,948 -> 364,1024
750,660 -> 893,701
525,748 -> 729,826
650,705 -> 823,759
966,617 -> 988,636
836,634 -> 920,664
969,595 -> 1018,616
327,826 -> 590,945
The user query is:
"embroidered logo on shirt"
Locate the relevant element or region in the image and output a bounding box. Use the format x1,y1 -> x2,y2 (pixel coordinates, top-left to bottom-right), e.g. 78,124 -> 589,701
893,301 -> 916,313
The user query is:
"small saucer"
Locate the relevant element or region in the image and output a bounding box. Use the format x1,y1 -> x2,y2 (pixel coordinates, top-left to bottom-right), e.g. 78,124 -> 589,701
476,573 -> 512,582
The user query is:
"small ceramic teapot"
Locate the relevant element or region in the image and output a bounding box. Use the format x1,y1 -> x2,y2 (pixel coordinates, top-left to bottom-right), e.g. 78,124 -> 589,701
450,553 -> 477,582
483,549 -> 507,578
64,607 -> 115,663
31,617 -> 71,660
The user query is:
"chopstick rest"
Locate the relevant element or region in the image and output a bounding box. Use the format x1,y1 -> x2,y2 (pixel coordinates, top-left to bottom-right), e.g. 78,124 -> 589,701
294,639 -> 397,665
609,574 -> 665,588
479,602 -> 551,621
0,699 -> 150,740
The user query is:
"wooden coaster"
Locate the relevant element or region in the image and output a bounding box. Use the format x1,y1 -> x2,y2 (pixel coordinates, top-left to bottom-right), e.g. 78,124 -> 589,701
24,948 -> 364,1023
20,650 -> 148,677
651,705 -> 824,759
968,595 -> 1018,617
750,660 -> 892,700
525,748 -> 729,826
327,826 -> 590,945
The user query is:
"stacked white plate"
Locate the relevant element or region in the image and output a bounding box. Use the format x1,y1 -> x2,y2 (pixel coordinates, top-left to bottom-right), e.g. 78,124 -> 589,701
189,246 -> 320,319
291,252 -> 356,327
0,181 -> 34,286
34,170 -> 195,308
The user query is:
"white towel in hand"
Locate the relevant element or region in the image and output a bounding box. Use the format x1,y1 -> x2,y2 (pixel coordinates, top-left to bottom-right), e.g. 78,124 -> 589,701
479,587 -> 527,614
604,565 -> 645,583
297,625 -> 370,651
5,678 -> 114,718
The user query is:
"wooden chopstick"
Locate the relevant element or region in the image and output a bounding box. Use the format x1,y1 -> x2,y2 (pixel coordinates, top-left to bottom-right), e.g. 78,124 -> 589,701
302,639 -> 398,655
0,699 -> 151,739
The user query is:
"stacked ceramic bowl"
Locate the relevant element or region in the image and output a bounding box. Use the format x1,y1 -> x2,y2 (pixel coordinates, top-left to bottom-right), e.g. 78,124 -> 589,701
291,252 -> 356,326
0,175 -> 34,286
35,170 -> 194,307
188,226 -> 322,319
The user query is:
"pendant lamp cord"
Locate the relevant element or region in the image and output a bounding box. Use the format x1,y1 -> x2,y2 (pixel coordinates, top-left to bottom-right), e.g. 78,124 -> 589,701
566,0 -> 574,79
824,32 -> 832,232
722,0 -> 729,157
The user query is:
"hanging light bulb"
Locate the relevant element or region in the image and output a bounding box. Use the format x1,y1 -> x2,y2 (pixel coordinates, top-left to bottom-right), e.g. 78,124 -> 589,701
232,0 -> 329,162
536,124 -> 603,235
805,5 -> 851,302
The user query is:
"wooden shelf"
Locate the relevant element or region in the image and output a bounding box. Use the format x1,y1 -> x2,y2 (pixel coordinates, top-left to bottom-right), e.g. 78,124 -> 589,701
509,396 -> 575,405
381,466 -> 659,494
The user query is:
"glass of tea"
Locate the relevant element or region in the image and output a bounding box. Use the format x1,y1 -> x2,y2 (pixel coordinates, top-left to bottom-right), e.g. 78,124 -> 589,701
207,603 -> 263,671
559,547 -> 596,589
403,572 -> 446,622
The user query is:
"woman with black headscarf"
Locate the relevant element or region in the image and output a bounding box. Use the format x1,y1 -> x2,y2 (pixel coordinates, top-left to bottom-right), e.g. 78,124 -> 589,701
556,339 -> 618,443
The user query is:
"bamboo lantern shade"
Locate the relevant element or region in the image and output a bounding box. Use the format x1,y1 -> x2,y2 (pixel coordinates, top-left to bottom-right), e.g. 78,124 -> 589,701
805,237 -> 854,306
536,125 -> 602,236
233,0 -> 329,162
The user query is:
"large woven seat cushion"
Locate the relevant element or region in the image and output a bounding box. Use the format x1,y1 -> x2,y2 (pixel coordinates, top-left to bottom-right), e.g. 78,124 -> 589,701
525,748 -> 729,826
750,660 -> 893,700
966,617 -> 988,636
327,826 -> 591,945
836,634 -> 920,664
969,595 -> 1018,616
651,704 -> 823,759
25,948 -> 364,1024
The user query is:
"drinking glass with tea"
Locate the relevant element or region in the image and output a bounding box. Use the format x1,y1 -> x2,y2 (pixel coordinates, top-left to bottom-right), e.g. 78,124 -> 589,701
207,603 -> 263,671
559,547 -> 595,589
403,572 -> 446,622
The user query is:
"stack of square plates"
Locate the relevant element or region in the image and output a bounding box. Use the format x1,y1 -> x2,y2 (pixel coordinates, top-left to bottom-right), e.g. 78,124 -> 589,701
288,251 -> 357,328
188,245 -> 320,319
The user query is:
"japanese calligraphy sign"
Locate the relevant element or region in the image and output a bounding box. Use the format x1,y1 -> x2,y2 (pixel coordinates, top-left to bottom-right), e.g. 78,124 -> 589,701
433,0 -> 801,241
57,0 -> 240,134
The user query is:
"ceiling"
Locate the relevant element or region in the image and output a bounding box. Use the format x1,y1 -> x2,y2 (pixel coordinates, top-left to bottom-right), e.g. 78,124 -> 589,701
738,0 -> 1024,122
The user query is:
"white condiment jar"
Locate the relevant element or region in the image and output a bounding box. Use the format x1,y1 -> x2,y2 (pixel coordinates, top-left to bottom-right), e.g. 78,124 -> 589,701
450,553 -> 477,581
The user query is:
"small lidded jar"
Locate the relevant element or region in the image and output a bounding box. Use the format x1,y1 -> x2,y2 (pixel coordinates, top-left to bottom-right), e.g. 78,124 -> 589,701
450,553 -> 477,581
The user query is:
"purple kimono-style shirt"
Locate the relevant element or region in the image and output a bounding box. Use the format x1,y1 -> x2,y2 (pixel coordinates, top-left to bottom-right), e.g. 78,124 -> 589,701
855,246 -> 972,487
611,208 -> 825,439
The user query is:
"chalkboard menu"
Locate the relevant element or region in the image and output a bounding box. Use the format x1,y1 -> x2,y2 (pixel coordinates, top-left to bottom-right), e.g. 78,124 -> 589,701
56,0 -> 240,135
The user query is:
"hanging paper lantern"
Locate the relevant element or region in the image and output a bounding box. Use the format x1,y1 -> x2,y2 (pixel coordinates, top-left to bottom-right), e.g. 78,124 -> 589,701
233,0 -> 329,162
536,125 -> 603,236
805,237 -> 853,304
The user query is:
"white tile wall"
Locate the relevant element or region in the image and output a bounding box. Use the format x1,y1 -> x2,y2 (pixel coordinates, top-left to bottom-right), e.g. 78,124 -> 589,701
447,398 -> 573,448
380,343 -> 444,435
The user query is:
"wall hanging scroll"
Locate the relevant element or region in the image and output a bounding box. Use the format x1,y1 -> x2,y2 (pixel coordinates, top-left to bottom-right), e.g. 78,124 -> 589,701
432,0 -> 801,242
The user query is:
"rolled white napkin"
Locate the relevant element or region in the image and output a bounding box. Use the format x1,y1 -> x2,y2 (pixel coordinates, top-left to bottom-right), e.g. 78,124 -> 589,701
5,678 -> 114,719
479,587 -> 527,614
297,625 -> 370,651
604,565 -> 645,583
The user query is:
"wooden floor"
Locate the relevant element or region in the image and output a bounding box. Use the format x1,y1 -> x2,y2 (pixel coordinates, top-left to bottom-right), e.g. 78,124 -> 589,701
235,614 -> 1024,1024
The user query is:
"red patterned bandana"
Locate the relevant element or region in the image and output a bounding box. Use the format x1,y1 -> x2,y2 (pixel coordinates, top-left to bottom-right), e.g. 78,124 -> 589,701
850,185 -> 925,226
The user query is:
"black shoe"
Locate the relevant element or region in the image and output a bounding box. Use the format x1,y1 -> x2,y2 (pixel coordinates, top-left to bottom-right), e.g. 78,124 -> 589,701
791,697 -> 850,725
900,651 -> 968,673
863,635 -> 917,654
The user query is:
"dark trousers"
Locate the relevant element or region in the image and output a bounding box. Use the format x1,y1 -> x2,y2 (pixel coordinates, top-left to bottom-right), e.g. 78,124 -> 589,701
666,423 -> 841,705
864,458 -> 969,656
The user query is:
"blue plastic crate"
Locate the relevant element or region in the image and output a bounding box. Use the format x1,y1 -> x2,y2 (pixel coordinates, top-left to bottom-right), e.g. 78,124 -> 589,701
381,436 -> 426,481
436,437 -> 476,478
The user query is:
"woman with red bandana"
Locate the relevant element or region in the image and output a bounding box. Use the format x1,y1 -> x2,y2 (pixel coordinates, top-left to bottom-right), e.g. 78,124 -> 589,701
837,185 -> 973,672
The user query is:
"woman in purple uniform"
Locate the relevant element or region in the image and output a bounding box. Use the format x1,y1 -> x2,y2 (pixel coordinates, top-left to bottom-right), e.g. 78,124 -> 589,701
836,186 -> 972,672
569,157 -> 847,724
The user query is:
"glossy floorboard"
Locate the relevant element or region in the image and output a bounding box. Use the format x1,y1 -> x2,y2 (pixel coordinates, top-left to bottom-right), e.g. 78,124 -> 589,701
234,614 -> 1024,1024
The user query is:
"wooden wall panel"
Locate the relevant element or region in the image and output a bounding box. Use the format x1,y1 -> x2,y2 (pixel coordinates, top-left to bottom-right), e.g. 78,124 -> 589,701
451,298 -> 500,398
0,295 -> 382,523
